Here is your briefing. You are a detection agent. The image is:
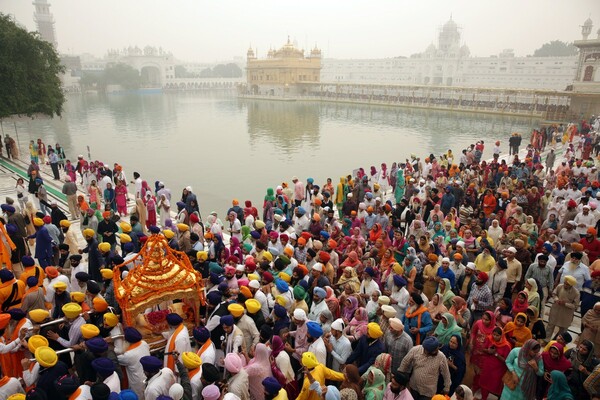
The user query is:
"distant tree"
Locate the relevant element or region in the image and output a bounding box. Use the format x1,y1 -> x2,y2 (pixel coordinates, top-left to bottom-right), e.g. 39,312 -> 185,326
175,65 -> 189,78
532,40 -> 579,57
0,13 -> 65,119
212,63 -> 243,78
200,68 -> 214,78
103,63 -> 140,90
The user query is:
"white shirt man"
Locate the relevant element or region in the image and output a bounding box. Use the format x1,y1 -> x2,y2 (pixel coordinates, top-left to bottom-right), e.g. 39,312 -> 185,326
163,316 -> 192,368
144,367 -> 176,400
117,337 -> 150,400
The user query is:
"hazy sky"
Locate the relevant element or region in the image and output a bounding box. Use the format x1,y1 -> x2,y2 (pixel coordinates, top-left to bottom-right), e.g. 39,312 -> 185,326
1,0 -> 598,62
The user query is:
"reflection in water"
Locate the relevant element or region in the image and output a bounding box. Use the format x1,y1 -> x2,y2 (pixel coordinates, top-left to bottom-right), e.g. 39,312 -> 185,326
243,100 -> 320,153
8,93 -> 538,215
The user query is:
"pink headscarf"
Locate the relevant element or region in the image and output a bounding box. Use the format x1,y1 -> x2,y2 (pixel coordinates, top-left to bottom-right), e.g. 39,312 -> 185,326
245,343 -> 273,400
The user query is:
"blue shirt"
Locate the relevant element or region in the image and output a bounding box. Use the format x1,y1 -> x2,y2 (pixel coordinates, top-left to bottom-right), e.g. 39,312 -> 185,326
437,266 -> 456,289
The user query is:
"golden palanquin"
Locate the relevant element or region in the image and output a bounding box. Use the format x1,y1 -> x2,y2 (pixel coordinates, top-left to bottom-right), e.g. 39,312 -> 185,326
114,233 -> 205,327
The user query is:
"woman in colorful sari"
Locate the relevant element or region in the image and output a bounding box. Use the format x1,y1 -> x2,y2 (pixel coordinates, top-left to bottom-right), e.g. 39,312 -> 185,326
344,307 -> 368,343
538,342 -> 572,399
503,313 -> 533,348
470,311 -> 497,392
438,278 -> 455,310
478,327 -> 511,400
427,293 -> 448,325
501,339 -> 544,400
511,291 -> 529,317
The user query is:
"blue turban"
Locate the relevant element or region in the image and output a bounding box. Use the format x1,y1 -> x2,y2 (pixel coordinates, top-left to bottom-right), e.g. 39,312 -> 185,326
422,336 -> 440,352
393,275 -> 407,287
365,267 -> 375,277
250,231 -> 261,239
119,390 -> 139,400
22,256 -> 35,267
8,308 -> 25,320
166,313 -> 183,326
306,321 -> 323,338
543,242 -> 553,253
26,276 -> 38,287
86,337 -> 109,354
91,357 -> 114,377
75,271 -> 90,282
297,207 -> 306,215
220,315 -> 234,327
217,282 -> 229,293
123,242 -> 134,252
273,304 -> 287,318
124,327 -> 142,343
0,269 -> 14,283
193,326 -> 210,342
140,355 -> 163,373
320,231 -> 330,239
149,226 -> 160,234
313,287 -> 326,299
275,279 -> 288,293
206,291 -> 222,305
262,377 -> 282,395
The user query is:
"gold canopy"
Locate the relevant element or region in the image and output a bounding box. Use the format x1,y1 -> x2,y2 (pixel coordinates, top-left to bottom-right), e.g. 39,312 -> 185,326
114,233 -> 205,325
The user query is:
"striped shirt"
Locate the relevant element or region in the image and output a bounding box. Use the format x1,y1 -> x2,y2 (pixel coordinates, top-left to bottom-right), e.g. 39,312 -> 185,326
399,346 -> 451,397
467,283 -> 493,311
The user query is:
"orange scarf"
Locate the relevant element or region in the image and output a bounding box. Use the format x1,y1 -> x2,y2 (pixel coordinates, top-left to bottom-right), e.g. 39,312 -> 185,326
0,376 -> 10,387
189,367 -> 201,380
196,339 -> 213,358
125,341 -> 142,353
10,319 -> 26,341
166,324 -> 184,371
404,305 -> 428,345
69,388 -> 82,400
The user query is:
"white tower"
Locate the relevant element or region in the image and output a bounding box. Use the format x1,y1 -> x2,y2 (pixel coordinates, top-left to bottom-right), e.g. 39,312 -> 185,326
33,0 -> 57,48
581,17 -> 593,40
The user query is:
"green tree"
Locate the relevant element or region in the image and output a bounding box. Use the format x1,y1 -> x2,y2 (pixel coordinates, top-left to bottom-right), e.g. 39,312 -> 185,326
0,13 -> 65,119
103,63 -> 140,89
532,40 -> 579,57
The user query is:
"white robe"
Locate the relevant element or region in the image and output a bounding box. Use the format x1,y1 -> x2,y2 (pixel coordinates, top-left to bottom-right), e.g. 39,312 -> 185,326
196,341 -> 216,365
308,337 -> 327,365
103,371 -> 121,393
163,325 -> 192,368
72,385 -> 93,400
144,368 -> 175,400
117,340 -> 151,400
70,262 -> 89,291
0,378 -> 25,398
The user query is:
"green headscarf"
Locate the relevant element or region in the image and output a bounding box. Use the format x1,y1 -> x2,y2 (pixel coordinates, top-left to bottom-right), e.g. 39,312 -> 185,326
439,278 -> 455,309
362,366 -> 386,400
547,370 -> 574,400
434,312 -> 463,346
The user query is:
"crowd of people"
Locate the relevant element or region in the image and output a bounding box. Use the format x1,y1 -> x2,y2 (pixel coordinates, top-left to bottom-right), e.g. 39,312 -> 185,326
1,117 -> 600,400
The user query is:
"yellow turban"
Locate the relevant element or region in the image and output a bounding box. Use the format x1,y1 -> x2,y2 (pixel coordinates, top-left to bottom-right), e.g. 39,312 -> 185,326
275,295 -> 287,306
245,299 -> 261,314
255,220 -> 265,229
228,303 -> 245,318
103,313 -> 119,328
182,351 -> 202,369
71,292 -> 86,303
163,229 -> 175,239
119,233 -> 131,243
378,296 -> 391,305
53,281 -> 67,291
35,346 -> 58,368
81,323 -> 100,339
392,263 -> 404,275
262,252 -> 273,262
177,223 -> 189,232
279,272 -> 291,283
367,322 -> 383,339
248,273 -> 259,281
33,218 -> 44,227
564,275 -> 577,286
120,222 -> 132,233
196,251 -> 208,262
100,268 -> 114,280
62,303 -> 82,319
29,309 -> 50,323
83,228 -> 95,239
301,352 -> 319,368
7,395 -> 26,400
27,335 -> 49,353
59,220 -> 71,228
98,242 -> 111,253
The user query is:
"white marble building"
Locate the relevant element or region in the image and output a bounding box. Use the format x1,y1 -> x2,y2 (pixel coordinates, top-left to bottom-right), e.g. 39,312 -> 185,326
320,18 -> 579,90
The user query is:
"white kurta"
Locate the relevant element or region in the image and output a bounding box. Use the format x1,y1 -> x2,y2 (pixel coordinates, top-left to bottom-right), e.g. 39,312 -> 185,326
103,371 -> 121,393
144,368 -> 175,400
70,262 -> 89,291
0,378 -> 25,398
196,341 -> 216,365
22,362 -> 40,388
72,384 -> 93,400
163,325 -> 192,367
117,340 -> 151,400
307,337 -> 327,365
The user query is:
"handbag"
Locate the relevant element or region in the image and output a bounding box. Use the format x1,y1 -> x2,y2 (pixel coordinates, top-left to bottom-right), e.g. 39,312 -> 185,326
502,370 -> 518,391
